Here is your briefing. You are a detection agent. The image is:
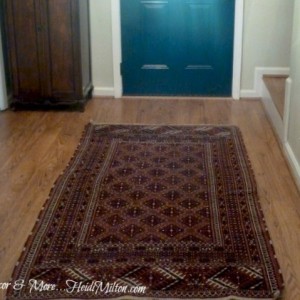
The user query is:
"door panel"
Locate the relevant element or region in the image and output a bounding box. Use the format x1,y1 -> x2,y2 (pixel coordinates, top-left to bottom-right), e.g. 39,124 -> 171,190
121,0 -> 235,96
141,1 -> 170,69
8,0 -> 41,98
46,0 -> 76,97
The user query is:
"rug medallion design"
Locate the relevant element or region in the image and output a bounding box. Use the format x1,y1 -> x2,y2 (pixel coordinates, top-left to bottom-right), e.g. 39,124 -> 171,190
7,124 -> 283,299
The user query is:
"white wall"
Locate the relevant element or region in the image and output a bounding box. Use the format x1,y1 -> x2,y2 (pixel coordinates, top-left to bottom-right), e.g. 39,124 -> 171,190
287,0 -> 300,172
0,22 -> 8,111
241,0 -> 294,90
90,0 -> 114,96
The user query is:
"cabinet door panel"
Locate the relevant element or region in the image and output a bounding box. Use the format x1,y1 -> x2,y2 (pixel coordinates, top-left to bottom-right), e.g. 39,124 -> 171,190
8,0 -> 41,98
46,0 -> 77,97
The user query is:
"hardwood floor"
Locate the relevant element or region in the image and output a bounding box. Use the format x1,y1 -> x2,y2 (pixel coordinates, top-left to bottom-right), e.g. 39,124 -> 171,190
0,98 -> 300,299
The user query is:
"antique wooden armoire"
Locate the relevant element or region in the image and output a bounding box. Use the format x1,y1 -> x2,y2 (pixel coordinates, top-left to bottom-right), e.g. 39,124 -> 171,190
4,0 -> 93,109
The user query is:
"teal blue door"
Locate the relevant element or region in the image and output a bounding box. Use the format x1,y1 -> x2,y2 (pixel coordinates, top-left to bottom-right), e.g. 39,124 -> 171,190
121,0 -> 235,96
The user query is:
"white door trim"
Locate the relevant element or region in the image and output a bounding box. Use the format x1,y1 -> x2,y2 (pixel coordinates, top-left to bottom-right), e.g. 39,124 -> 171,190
112,0 -> 122,98
232,0 -> 244,100
112,0 -> 244,99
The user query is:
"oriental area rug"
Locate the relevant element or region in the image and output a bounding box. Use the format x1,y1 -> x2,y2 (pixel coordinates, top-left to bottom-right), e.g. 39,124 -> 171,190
7,124 -> 284,300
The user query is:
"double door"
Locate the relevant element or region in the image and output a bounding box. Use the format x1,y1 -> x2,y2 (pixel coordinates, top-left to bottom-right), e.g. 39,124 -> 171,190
121,0 -> 235,96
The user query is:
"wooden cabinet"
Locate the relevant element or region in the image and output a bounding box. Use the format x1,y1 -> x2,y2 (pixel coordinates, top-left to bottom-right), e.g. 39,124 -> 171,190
4,0 -> 93,109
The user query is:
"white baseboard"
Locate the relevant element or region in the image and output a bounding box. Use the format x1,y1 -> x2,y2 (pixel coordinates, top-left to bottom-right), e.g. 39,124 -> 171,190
240,67 -> 290,99
284,142 -> 300,191
93,67 -> 289,100
93,87 -> 115,97
240,89 -> 260,98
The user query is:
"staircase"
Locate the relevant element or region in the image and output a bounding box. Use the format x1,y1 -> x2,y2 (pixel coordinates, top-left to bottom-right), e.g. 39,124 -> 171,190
263,75 -> 288,120
261,74 -> 289,143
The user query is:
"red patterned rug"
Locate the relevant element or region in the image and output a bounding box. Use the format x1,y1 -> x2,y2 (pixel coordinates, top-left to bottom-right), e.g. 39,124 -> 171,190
7,124 -> 283,299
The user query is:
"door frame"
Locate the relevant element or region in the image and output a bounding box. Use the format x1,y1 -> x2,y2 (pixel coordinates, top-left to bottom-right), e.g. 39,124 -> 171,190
112,0 -> 244,99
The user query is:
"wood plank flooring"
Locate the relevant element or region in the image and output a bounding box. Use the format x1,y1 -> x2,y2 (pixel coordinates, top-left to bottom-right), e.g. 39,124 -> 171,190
0,98 -> 300,299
